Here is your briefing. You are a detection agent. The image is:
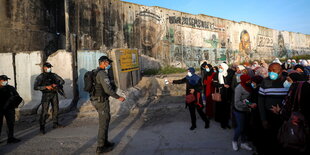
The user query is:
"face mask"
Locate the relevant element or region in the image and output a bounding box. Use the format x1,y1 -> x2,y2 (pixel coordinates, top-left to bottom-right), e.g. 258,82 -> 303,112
187,72 -> 192,77
246,83 -> 252,87
219,69 -> 223,73
268,72 -> 279,80
46,68 -> 52,73
251,83 -> 256,88
283,80 -> 291,88
292,62 -> 296,65
206,68 -> 210,72
106,65 -> 111,70
1,81 -> 8,86
214,70 -> 217,73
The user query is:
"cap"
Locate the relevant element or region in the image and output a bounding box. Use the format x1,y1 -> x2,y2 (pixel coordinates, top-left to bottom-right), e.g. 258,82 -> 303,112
0,75 -> 11,80
98,56 -> 113,63
43,62 -> 53,68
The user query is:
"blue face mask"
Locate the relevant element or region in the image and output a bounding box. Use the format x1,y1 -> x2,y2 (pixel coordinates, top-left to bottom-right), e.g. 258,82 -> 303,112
219,69 -> 223,73
292,62 -> 296,65
283,80 -> 291,88
214,70 -> 217,73
206,68 -> 210,72
268,72 -> 279,80
106,65 -> 111,70
251,83 -> 256,88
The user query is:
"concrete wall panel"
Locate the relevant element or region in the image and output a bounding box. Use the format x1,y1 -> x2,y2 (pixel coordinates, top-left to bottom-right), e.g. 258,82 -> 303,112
0,53 -> 15,87
77,50 -> 107,99
15,51 -> 42,104
47,50 -> 74,99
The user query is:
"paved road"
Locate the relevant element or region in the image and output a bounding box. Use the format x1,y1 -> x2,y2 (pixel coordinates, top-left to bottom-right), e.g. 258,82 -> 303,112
0,102 -> 252,155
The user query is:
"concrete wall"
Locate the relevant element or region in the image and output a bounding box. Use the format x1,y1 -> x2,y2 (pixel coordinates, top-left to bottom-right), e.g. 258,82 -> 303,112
77,50 -> 107,99
47,50 -> 74,99
15,51 -> 43,108
66,0 -> 309,68
0,53 -> 15,87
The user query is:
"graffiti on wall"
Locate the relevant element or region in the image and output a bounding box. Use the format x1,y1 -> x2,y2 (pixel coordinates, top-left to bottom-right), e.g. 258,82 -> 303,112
257,35 -> 273,47
238,30 -> 251,62
169,16 -> 225,32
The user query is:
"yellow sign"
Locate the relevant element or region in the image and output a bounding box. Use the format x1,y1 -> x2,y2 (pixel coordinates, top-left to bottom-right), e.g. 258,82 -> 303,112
119,49 -> 139,72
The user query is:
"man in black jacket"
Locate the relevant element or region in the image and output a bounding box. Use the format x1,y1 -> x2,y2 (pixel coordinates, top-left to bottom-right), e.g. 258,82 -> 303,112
0,75 -> 21,143
258,63 -> 288,154
34,62 -> 65,134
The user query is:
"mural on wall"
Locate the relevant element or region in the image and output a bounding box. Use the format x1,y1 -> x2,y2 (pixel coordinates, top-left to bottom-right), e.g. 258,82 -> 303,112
238,30 -> 251,63
133,11 -> 164,58
278,33 -> 287,58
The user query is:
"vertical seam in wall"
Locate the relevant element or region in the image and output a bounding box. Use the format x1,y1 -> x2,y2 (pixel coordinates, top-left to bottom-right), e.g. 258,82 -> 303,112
12,53 -> 17,88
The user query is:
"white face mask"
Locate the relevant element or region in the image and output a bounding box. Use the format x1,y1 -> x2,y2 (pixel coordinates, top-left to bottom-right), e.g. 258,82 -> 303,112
1,81 -> 8,86
187,72 -> 192,77
46,68 -> 52,73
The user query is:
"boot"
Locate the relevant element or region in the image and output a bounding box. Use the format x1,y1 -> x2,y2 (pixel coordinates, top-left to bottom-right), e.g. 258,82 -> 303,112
7,137 -> 21,144
190,125 -> 197,130
40,125 -> 46,135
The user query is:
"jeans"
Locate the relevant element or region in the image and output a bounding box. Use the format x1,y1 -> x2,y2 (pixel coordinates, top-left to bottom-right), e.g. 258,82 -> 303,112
233,110 -> 247,142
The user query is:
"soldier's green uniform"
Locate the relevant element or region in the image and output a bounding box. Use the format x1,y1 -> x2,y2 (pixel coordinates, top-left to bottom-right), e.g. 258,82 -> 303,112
34,63 -> 65,133
91,67 -> 120,148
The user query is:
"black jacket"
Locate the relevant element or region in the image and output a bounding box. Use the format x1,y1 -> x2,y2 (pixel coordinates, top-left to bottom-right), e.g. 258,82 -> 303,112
34,72 -> 65,93
0,85 -> 20,111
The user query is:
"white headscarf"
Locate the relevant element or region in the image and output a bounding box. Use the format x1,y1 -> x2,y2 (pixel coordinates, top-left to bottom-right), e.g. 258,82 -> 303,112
301,60 -> 308,66
219,63 -> 229,84
273,58 -> 282,65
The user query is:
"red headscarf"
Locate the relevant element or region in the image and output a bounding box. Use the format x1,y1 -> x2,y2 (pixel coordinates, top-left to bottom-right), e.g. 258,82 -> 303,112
240,74 -> 252,92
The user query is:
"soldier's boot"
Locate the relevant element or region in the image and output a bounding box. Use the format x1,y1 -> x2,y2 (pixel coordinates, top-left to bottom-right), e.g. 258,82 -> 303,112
40,125 -> 45,135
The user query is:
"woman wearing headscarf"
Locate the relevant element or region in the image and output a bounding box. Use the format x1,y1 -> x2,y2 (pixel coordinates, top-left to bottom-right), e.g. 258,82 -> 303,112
201,63 -> 216,118
212,63 -> 234,129
173,68 -> 210,130
232,74 -> 255,151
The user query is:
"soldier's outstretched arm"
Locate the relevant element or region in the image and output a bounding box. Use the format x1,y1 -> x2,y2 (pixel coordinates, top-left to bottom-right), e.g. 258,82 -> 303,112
34,75 -> 46,91
97,71 -> 120,99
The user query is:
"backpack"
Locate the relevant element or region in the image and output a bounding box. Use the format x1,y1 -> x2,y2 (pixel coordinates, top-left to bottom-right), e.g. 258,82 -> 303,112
277,81 -> 308,152
83,69 -> 99,94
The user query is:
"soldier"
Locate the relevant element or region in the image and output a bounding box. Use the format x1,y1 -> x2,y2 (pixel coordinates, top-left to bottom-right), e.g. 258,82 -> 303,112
91,56 -> 125,153
34,62 -> 65,134
0,75 -> 21,143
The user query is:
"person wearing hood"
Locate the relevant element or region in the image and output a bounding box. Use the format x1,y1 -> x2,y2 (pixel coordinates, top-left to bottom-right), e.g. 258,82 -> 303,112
173,68 -> 210,130
232,75 -> 255,151
281,59 -> 292,71
212,63 -> 234,129
294,64 -> 309,80
273,58 -> 282,65
291,59 -> 297,66
201,63 -> 216,118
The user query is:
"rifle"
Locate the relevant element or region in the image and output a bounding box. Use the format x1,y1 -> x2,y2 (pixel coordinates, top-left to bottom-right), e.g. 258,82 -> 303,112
54,85 -> 67,99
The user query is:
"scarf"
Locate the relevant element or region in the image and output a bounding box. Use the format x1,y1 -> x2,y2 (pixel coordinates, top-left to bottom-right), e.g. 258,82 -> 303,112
218,63 -> 228,84
186,67 -> 201,86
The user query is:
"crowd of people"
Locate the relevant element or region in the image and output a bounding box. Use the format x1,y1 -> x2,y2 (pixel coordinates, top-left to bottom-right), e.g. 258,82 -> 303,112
173,58 -> 310,154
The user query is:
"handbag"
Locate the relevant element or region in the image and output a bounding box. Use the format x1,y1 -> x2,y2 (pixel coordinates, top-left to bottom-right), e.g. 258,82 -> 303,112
186,94 -> 196,104
212,87 -> 222,102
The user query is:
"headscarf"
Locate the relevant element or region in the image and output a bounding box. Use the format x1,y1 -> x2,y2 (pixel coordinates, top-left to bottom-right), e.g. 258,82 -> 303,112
255,67 -> 268,78
301,60 -> 308,67
186,67 -> 201,86
294,65 -> 305,72
237,65 -> 246,71
240,75 -> 252,92
273,58 -> 282,65
205,64 -> 214,76
218,63 -> 228,84
288,72 -> 306,82
251,75 -> 263,85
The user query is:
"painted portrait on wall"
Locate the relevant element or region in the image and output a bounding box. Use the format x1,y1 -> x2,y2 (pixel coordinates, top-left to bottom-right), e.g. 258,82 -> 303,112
238,30 -> 251,62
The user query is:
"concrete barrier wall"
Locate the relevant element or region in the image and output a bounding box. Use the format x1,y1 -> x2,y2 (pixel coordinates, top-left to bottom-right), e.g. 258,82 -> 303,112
47,50 -> 74,100
0,53 -> 15,87
15,51 -> 42,106
77,50 -> 107,99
